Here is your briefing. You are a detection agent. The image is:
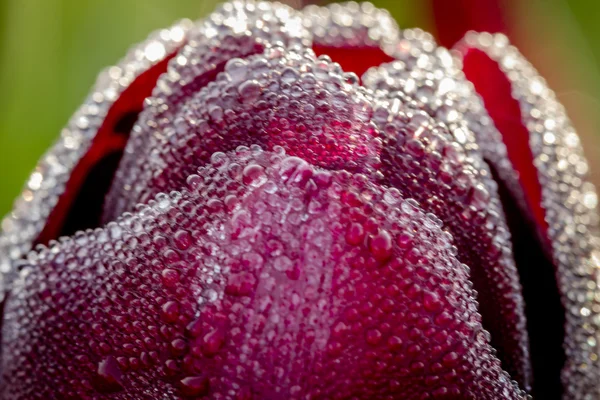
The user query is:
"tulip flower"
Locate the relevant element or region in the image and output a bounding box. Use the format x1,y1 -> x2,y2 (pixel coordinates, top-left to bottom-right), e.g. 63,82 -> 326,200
0,2 -> 598,399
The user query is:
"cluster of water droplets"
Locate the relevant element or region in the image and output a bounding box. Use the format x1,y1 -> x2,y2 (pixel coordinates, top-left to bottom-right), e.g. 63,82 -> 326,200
455,32 -> 600,399
107,45 -> 381,221
368,97 -> 531,386
4,0 -> 600,398
105,0 -> 311,222
362,30 -> 525,214
303,1 -> 399,49
3,146 -> 523,399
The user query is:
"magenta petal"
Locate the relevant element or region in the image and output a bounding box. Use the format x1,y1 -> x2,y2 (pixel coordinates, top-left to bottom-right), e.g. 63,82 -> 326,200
104,1 -> 310,223
365,64 -> 531,387
3,148 -> 523,399
105,47 -> 382,221
454,33 -> 600,398
4,2 -> 600,399
303,3 -> 396,76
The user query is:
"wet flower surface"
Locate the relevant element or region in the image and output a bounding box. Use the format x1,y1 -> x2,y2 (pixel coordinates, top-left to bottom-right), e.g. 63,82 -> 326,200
0,1 -> 599,399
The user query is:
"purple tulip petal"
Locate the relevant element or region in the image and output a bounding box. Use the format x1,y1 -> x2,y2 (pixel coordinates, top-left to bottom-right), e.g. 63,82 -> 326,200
105,1 -> 310,222
2,2 -> 599,399
104,47 -> 381,221
2,148 -> 523,399
363,39 -> 532,388
455,32 -> 600,398
303,3 -> 396,76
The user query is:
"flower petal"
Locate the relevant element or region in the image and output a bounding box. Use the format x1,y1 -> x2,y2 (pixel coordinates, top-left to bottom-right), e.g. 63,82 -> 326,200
104,21 -> 532,394
0,21 -> 191,300
431,0 -> 507,48
455,32 -> 600,398
363,35 -> 531,388
303,2 -> 396,76
105,1 -> 310,222
362,29 -> 525,214
2,147 -> 523,399
104,47 -> 382,221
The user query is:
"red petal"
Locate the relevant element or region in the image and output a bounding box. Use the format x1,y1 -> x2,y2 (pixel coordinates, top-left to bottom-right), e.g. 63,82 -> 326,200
312,45 -> 394,78
372,99 -> 532,390
0,22 -> 190,290
108,35 -> 532,393
2,148 -> 523,399
36,52 -> 177,245
105,1 -> 310,222
363,38 -> 531,389
455,32 -> 600,398
105,47 -> 381,221
431,0 -> 507,47
461,47 -> 546,232
304,3 -> 395,77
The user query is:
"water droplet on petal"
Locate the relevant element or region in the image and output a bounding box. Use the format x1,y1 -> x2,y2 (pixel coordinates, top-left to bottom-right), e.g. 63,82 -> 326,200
273,255 -> 293,272
202,328 -> 225,356
423,291 -> 443,314
238,79 -> 262,104
179,376 -> 209,397
174,230 -> 192,250
161,268 -> 179,288
369,229 -> 393,261
92,356 -> 124,394
161,301 -> 180,323
366,329 -> 383,345
345,222 -> 365,246
225,272 -> 257,296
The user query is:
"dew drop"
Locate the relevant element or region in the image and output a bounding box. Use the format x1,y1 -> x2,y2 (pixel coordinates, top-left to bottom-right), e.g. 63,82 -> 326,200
366,329 -> 383,345
225,58 -> 249,83
369,229 -> 393,261
345,222 -> 365,246
469,184 -> 490,210
179,376 -> 209,397
92,356 -> 124,394
161,301 -> 180,323
281,67 -> 300,84
186,318 -> 203,338
290,385 -> 302,395
173,230 -> 192,250
242,164 -> 267,188
170,338 -> 188,356
202,328 -> 225,356
279,156 -> 312,185
423,291 -> 443,314
273,255 -> 293,272
238,79 -> 262,104
396,233 -> 413,249
387,335 -> 403,351
442,351 -> 460,368
225,272 -> 257,296
161,268 -> 180,288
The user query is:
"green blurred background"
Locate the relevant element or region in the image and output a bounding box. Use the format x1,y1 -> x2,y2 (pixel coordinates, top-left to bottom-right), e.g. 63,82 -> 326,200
1,0 -> 600,216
